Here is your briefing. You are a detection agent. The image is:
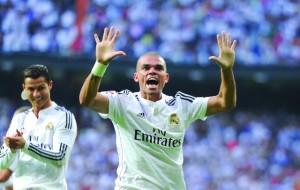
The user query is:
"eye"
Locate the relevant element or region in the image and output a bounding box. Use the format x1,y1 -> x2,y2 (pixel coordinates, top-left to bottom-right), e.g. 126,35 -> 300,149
155,65 -> 164,71
38,86 -> 45,91
141,65 -> 150,70
28,87 -> 34,92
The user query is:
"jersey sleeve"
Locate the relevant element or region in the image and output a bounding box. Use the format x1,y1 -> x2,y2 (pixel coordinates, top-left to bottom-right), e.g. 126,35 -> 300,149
0,115 -> 21,170
98,91 -> 113,119
0,145 -> 18,170
188,97 -> 209,121
177,91 -> 208,128
21,110 -> 77,168
98,90 -> 126,123
8,155 -> 18,172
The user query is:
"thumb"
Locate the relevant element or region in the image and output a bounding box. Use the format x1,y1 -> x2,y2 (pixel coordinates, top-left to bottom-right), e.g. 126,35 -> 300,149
115,51 -> 126,57
209,56 -> 219,63
16,129 -> 23,136
109,51 -> 126,62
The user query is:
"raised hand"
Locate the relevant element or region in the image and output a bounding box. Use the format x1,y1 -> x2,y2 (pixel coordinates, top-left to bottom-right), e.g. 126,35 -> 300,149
209,32 -> 237,69
94,27 -> 126,65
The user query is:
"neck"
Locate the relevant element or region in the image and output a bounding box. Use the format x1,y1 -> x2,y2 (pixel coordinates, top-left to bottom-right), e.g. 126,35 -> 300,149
33,101 -> 52,118
140,92 -> 162,102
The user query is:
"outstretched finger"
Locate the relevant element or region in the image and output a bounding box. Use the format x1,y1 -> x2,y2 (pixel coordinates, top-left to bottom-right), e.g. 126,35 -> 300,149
221,32 -> 226,48
102,27 -> 108,41
115,50 -> 126,57
94,34 -> 100,44
227,33 -> 231,47
208,55 -> 219,63
107,26 -> 115,41
111,30 -> 120,43
94,34 -> 100,43
231,40 -> 237,50
216,34 -> 222,50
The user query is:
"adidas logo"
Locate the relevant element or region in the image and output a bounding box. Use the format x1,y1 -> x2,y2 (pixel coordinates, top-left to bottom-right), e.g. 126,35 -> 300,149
137,112 -> 146,119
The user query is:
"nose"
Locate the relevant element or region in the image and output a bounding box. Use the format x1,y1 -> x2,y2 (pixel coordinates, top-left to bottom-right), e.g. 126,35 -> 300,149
148,67 -> 157,74
33,89 -> 40,97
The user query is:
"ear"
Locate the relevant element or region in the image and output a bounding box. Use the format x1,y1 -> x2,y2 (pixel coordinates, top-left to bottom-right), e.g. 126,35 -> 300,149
22,83 -> 25,90
165,73 -> 170,83
49,80 -> 53,90
133,73 -> 139,82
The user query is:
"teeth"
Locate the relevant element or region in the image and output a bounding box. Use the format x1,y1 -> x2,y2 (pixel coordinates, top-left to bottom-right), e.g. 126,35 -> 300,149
148,77 -> 157,81
147,77 -> 158,85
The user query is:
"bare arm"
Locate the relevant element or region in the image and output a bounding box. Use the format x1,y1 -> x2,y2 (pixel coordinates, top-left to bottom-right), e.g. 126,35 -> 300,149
0,169 -> 12,182
79,74 -> 109,113
206,32 -> 237,116
79,27 -> 126,113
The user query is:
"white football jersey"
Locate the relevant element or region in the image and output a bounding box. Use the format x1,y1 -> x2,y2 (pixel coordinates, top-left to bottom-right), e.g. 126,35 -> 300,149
0,102 -> 77,190
100,90 -> 208,190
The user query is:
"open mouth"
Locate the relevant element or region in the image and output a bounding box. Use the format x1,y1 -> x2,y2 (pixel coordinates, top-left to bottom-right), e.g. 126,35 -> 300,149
146,77 -> 159,86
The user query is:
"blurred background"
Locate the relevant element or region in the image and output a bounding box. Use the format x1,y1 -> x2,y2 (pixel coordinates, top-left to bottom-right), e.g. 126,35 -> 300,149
1,0 -> 300,189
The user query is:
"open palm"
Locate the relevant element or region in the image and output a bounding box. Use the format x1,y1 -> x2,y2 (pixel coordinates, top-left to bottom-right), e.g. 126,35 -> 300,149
209,32 -> 237,69
94,27 -> 126,65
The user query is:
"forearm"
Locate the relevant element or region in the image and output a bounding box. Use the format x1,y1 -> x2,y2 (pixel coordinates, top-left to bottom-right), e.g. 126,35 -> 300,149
0,169 -> 12,182
218,68 -> 236,109
79,73 -> 102,106
22,141 -> 70,168
0,145 -> 17,170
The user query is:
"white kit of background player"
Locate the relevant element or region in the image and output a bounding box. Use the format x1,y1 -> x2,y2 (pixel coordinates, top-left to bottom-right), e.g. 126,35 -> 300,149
0,64 -> 77,190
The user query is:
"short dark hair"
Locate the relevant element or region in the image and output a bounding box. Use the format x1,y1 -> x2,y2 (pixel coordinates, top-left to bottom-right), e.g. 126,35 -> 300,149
23,65 -> 51,84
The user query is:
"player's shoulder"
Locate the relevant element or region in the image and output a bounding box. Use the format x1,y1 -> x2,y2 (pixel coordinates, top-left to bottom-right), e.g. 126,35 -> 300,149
165,91 -> 196,105
19,108 -> 31,116
117,89 -> 132,96
101,89 -> 132,96
53,105 -> 73,116
13,109 -> 30,120
174,91 -> 195,102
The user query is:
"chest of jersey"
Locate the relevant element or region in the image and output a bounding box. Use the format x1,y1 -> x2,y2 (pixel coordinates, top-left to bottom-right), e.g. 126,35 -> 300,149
120,99 -> 186,149
21,116 -> 56,150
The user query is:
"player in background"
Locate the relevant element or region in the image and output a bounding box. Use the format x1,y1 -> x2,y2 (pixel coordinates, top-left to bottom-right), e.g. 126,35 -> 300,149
0,65 -> 77,190
0,106 -> 30,190
79,26 -> 237,189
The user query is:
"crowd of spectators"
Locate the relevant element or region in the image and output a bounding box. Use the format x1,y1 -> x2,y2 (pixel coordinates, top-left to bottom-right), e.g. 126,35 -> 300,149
1,97 -> 300,190
1,0 -> 300,66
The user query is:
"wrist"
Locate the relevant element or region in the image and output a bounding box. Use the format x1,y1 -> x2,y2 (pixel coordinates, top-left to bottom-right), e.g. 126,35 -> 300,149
10,148 -> 17,153
91,61 -> 108,77
220,67 -> 233,72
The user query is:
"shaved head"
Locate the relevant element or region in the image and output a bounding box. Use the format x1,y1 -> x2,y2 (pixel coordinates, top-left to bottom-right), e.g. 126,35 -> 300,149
136,52 -> 167,71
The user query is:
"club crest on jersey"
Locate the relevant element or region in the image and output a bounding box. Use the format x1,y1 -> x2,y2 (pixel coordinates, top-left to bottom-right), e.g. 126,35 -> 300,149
45,122 -> 54,130
169,113 -> 180,127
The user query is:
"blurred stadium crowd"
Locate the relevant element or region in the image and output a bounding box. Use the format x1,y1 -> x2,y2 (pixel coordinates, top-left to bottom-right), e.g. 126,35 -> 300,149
1,0 -> 300,66
1,98 -> 300,190
1,0 -> 300,189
